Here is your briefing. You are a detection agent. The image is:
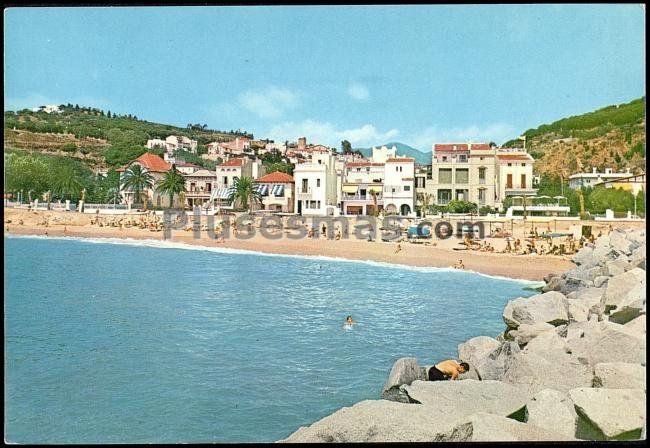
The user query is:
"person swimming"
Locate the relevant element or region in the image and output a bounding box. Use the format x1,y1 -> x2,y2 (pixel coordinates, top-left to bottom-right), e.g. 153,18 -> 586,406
344,315 -> 356,327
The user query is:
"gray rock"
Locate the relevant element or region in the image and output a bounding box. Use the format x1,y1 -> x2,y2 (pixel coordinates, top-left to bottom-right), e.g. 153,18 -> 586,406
605,258 -> 634,276
568,300 -> 591,322
603,268 -> 646,314
594,235 -> 611,248
542,276 -> 565,292
572,246 -> 595,267
593,276 -> 609,288
438,412 -> 571,441
474,341 -> 521,380
277,399 -> 463,443
509,322 -> 555,347
524,388 -> 578,440
382,357 -> 426,402
566,265 -> 607,283
503,291 -> 569,329
457,336 -> 501,368
565,320 -> 646,366
610,230 -> 637,255
593,362 -> 646,390
608,283 -> 646,325
574,287 -> 606,308
591,246 -> 624,263
403,379 -> 532,419
622,314 -> 646,339
569,387 -> 646,440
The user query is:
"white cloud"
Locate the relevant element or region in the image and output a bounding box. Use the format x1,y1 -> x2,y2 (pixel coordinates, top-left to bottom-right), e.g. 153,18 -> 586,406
347,82 -> 369,101
267,119 -> 399,148
410,123 -> 517,151
238,86 -> 300,119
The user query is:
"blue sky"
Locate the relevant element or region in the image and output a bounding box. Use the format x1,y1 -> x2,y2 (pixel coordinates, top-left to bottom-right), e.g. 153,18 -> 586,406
4,5 -> 646,151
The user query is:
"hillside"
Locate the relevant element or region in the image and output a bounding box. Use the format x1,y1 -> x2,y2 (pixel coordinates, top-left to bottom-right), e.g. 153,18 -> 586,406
3,104 -> 252,170
503,97 -> 646,178
354,142 -> 432,164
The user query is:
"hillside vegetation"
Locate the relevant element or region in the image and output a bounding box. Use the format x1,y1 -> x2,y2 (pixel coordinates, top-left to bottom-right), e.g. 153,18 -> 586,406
4,104 -> 252,170
503,97 -> 646,178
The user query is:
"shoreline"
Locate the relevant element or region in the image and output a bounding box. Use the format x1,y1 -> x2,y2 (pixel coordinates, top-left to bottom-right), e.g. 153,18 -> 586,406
3,207 -> 589,281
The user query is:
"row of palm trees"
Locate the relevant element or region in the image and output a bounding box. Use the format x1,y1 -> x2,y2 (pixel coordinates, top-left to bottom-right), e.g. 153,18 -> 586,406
120,164 -> 262,211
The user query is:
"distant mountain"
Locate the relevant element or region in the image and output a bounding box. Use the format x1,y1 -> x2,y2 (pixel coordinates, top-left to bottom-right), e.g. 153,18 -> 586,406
354,142 -> 432,164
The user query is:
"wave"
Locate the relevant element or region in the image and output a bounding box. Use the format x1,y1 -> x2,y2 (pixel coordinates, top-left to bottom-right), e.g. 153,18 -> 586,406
5,234 -> 539,285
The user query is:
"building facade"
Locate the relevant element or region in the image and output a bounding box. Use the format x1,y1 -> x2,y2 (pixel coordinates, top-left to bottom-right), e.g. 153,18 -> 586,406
495,149 -> 536,206
568,168 -> 634,190
293,153 -> 338,215
253,171 -> 295,213
383,157 -> 416,216
184,169 -> 219,209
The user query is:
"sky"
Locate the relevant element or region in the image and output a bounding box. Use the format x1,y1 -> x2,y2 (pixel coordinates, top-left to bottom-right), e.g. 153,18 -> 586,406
4,4 -> 646,152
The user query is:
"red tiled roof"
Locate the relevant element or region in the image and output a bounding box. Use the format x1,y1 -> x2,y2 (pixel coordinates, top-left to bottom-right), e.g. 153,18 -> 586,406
116,153 -> 171,172
434,144 -> 469,152
469,143 -> 492,150
497,154 -> 534,161
220,158 -> 245,167
175,162 -> 201,168
386,157 -> 415,163
255,171 -> 294,183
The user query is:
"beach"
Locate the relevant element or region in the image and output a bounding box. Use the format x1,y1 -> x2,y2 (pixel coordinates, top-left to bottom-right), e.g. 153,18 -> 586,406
2,207 -> 623,281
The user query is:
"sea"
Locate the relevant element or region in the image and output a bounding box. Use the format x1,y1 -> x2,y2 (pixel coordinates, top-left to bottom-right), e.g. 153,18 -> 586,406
4,235 -> 538,443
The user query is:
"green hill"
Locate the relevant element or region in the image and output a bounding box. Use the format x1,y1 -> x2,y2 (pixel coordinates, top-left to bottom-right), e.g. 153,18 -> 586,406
354,142 -> 432,164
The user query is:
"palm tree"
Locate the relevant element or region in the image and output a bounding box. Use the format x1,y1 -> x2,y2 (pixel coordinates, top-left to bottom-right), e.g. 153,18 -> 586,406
228,176 -> 261,212
121,164 -> 154,209
156,165 -> 186,208
417,192 -> 433,217
50,163 -> 85,201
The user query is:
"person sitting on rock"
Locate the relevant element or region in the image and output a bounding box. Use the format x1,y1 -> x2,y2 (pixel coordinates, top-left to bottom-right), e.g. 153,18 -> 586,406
427,360 -> 470,381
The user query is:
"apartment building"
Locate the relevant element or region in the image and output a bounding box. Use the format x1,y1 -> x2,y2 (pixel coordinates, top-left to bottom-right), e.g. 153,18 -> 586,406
212,157 -> 265,208
340,161 -> 385,215
293,153 -> 339,216
383,157 -> 416,216
495,149 -> 536,205
430,143 -> 498,207
184,169 -> 219,209
568,167 -> 633,190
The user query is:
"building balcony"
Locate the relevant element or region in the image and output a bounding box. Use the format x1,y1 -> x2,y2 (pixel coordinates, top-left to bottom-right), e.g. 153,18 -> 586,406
342,193 -> 384,202
296,187 -> 312,200
505,187 -> 537,196
186,190 -> 212,198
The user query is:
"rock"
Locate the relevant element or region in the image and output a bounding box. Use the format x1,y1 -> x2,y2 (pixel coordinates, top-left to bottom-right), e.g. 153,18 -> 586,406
572,246 -> 595,267
605,258 -> 634,276
592,362 -> 646,390
542,276 -> 565,292
565,320 -> 646,366
382,357 -> 426,402
503,291 -> 569,329
403,379 -> 532,419
473,341 -> 521,381
569,387 -> 646,440
568,300 -> 591,322
593,276 -> 609,288
524,389 -> 578,440
608,283 -> 646,325
594,235 -> 611,248
630,245 -> 646,265
277,399 -> 463,443
622,314 -> 646,339
566,265 -> 607,283
574,287 -> 606,308
610,230 -> 639,255
602,268 -> 646,314
457,336 -> 501,368
591,246 -> 624,264
509,322 -> 555,347
437,412 -> 570,441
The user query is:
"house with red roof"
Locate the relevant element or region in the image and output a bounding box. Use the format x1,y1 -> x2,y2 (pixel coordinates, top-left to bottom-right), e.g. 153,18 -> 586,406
117,153 -> 174,208
253,171 -> 295,213
210,157 -> 266,209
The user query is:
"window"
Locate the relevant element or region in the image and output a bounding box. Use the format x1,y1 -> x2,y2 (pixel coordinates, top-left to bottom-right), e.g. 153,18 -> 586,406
416,177 -> 426,188
439,168 -> 452,183
206,183 -> 212,192
316,179 -> 321,187
400,166 -> 403,172
458,154 -> 467,163
442,156 -> 448,162
478,167 -> 486,185
521,163 -> 526,167
404,185 -> 411,191
302,179 -> 308,191
455,169 -> 469,184
396,167 -> 399,172
317,200 -> 321,208
521,174 -> 526,188
357,168 -> 361,172
223,177 -> 228,185
366,168 -> 370,173
507,163 -> 512,167
190,182 -> 196,192
478,189 -> 486,205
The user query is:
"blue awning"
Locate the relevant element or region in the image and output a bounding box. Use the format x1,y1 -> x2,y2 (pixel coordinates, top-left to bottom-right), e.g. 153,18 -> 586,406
271,185 -> 284,196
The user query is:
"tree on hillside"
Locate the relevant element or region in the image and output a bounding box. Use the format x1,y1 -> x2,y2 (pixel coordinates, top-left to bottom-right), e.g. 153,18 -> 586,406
228,176 -> 261,212
156,165 -> 186,209
341,140 -> 352,154
121,164 -> 154,209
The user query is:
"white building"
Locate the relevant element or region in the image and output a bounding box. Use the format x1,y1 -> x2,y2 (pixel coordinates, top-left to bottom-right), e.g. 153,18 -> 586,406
340,161 -> 385,215
383,157 -> 416,216
370,145 -> 397,163
294,153 -> 339,216
568,167 -> 633,190
31,105 -> 62,114
495,149 -> 536,206
212,158 -> 265,208
184,169 -> 219,209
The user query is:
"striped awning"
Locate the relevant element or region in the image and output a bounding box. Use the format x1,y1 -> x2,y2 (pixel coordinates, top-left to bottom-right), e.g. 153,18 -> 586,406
342,185 -> 358,193
270,184 -> 284,196
211,186 -> 235,200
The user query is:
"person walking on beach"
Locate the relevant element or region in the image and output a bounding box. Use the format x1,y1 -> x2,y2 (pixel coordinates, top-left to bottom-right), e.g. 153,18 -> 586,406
394,243 -> 402,254
427,360 -> 470,381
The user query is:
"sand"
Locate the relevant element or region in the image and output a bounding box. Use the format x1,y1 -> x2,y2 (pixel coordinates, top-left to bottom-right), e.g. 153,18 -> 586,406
6,207 -> 640,282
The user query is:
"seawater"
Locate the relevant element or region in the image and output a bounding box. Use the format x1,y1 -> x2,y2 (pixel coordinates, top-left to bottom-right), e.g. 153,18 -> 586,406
4,235 -> 537,443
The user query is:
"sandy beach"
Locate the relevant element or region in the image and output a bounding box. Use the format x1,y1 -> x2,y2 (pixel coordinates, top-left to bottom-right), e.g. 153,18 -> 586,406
16,207 -> 643,281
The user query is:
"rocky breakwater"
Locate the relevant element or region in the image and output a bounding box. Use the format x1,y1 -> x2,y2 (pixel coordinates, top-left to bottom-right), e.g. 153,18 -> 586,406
278,228 -> 646,442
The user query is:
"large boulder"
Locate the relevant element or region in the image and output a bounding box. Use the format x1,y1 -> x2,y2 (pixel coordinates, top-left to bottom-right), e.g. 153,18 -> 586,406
402,379 -> 532,419
605,258 -> 634,276
508,322 -> 555,347
524,388 -> 578,440
593,276 -> 609,288
277,399 -> 463,443
602,268 -> 646,313
609,230 -> 639,255
622,314 -> 646,339
503,291 -> 569,329
565,320 -> 646,366
569,387 -> 646,440
437,412 -> 571,441
382,357 -> 426,402
567,300 -> 591,322
471,341 -> 521,381
608,283 -> 646,325
542,276 -> 565,292
457,336 -> 501,369
592,362 -> 646,390
572,246 -> 596,267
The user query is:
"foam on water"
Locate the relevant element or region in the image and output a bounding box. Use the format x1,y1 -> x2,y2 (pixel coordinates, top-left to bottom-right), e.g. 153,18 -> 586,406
5,234 -> 540,285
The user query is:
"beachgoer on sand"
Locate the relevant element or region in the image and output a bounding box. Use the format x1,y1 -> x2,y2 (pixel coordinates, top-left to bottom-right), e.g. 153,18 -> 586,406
452,259 -> 465,269
427,360 -> 470,381
394,243 -> 402,254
